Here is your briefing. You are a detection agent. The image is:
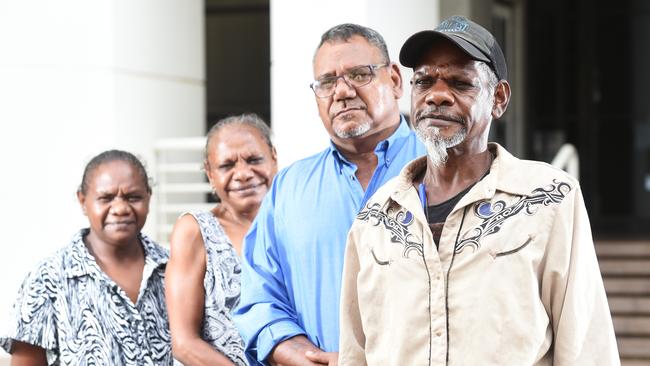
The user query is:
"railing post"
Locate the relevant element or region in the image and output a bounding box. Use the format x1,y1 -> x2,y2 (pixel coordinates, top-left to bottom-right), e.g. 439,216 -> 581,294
551,143 -> 580,180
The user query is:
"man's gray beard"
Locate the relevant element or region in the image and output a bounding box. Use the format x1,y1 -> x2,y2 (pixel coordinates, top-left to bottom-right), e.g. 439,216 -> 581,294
334,121 -> 371,138
415,124 -> 467,167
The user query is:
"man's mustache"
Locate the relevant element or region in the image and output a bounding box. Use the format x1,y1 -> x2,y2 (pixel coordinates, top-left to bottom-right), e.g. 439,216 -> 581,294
414,108 -> 465,125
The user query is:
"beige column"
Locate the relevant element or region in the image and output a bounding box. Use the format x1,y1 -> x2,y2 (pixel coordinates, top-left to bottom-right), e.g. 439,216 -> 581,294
0,1 -> 204,355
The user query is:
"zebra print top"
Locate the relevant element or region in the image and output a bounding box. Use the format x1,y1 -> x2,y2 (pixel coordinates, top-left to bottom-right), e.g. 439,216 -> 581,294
0,229 -> 173,365
183,211 -> 246,366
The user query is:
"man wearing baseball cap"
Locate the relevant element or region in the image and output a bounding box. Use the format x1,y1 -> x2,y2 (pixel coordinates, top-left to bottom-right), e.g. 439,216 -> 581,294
338,16 -> 620,365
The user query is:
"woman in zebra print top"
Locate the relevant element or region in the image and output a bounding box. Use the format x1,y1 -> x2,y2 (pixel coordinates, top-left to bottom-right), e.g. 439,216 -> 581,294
165,114 -> 277,366
1,150 -> 173,365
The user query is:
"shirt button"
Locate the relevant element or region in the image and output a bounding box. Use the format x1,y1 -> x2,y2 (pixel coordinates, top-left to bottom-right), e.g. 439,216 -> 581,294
435,331 -> 443,337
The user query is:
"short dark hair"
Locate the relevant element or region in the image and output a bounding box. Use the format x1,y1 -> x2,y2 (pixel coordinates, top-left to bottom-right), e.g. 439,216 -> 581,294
205,113 -> 273,161
315,23 -> 390,63
78,150 -> 152,195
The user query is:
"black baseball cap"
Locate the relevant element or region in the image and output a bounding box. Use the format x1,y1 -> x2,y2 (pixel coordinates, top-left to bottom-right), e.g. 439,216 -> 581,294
399,15 -> 507,81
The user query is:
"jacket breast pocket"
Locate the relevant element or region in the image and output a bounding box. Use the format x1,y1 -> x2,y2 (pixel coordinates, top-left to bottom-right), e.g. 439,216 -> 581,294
491,234 -> 535,259
369,246 -> 392,266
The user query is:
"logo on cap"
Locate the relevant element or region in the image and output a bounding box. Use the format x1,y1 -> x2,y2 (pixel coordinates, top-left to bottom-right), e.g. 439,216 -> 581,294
436,16 -> 469,33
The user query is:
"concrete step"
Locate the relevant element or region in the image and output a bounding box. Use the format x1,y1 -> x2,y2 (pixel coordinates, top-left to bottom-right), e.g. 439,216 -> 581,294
596,240 -> 650,363
621,359 -> 650,366
614,316 -> 650,336
609,296 -> 650,315
600,260 -> 650,276
617,337 -> 650,359
604,278 -> 650,296
595,241 -> 650,257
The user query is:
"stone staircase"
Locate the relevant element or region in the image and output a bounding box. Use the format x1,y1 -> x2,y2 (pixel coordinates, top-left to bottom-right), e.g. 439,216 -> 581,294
597,240 -> 650,366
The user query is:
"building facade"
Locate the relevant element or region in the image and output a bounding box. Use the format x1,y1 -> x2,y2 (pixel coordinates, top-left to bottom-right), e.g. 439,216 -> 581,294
1,0 -> 649,363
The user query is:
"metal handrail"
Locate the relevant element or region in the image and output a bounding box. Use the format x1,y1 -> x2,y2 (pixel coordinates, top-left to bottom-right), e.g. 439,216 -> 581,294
153,137 -> 208,246
551,143 -> 579,180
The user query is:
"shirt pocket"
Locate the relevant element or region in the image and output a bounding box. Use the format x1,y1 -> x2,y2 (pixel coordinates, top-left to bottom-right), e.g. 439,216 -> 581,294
369,246 -> 392,266
490,233 -> 535,259
367,229 -> 423,267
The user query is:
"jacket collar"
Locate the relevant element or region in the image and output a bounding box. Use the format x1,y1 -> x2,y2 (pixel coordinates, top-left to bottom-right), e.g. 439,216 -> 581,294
391,143 -> 535,206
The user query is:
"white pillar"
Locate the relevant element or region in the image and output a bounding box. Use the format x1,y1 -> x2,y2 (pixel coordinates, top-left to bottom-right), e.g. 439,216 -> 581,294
0,0 -> 204,347
270,0 -> 439,168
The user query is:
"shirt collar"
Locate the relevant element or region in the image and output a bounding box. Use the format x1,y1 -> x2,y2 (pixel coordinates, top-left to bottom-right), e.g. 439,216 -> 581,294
329,115 -> 411,174
393,155 -> 428,193
382,115 -> 412,167
481,143 -> 539,197
393,143 -> 539,204
64,229 -> 168,280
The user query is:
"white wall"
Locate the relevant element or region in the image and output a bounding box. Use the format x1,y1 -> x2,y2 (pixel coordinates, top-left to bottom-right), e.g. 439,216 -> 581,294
0,0 -> 204,358
270,0 -> 439,168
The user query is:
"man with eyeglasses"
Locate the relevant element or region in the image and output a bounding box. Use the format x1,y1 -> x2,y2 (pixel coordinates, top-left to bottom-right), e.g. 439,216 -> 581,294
338,16 -> 619,365
234,23 -> 425,365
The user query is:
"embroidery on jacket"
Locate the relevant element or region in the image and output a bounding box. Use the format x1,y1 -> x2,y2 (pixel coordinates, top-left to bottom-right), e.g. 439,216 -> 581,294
455,179 -> 572,254
356,202 -> 423,257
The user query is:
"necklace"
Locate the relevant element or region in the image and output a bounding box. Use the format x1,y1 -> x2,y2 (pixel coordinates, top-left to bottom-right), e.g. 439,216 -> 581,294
419,149 -> 495,223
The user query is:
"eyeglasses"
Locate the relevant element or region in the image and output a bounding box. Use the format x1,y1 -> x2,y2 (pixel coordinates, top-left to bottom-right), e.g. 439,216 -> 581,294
309,63 -> 389,98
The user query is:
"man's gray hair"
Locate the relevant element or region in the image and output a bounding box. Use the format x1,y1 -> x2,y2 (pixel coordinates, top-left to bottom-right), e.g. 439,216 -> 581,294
476,61 -> 499,92
315,23 -> 390,63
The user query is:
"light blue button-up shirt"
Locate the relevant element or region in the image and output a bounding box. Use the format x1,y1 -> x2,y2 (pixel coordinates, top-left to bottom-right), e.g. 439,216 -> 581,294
234,118 -> 425,364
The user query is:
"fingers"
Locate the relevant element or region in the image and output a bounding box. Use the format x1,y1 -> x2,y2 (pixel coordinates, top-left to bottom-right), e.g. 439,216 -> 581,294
305,350 -> 328,363
305,350 -> 338,365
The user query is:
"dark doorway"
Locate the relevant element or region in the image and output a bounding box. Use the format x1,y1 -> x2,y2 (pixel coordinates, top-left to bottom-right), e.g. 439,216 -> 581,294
205,0 -> 270,128
526,0 -> 650,238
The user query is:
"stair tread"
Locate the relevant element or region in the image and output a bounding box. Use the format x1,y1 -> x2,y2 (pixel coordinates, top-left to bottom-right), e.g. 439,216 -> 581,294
609,297 -> 650,314
621,359 -> 650,366
617,337 -> 650,358
613,316 -> 650,335
595,240 -> 650,256
600,260 -> 650,275
604,278 -> 650,295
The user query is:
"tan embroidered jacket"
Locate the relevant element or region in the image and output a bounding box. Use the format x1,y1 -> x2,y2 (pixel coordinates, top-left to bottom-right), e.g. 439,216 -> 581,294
339,143 -> 619,366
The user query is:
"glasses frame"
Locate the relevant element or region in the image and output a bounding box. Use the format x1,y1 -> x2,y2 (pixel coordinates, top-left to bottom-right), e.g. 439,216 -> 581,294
309,63 -> 390,98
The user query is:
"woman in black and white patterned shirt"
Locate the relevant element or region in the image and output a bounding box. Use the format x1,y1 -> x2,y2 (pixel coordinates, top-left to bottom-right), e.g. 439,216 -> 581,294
1,150 -> 173,366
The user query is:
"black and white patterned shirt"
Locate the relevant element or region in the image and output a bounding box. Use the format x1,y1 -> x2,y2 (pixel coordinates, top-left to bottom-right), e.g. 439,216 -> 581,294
1,229 -> 173,365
